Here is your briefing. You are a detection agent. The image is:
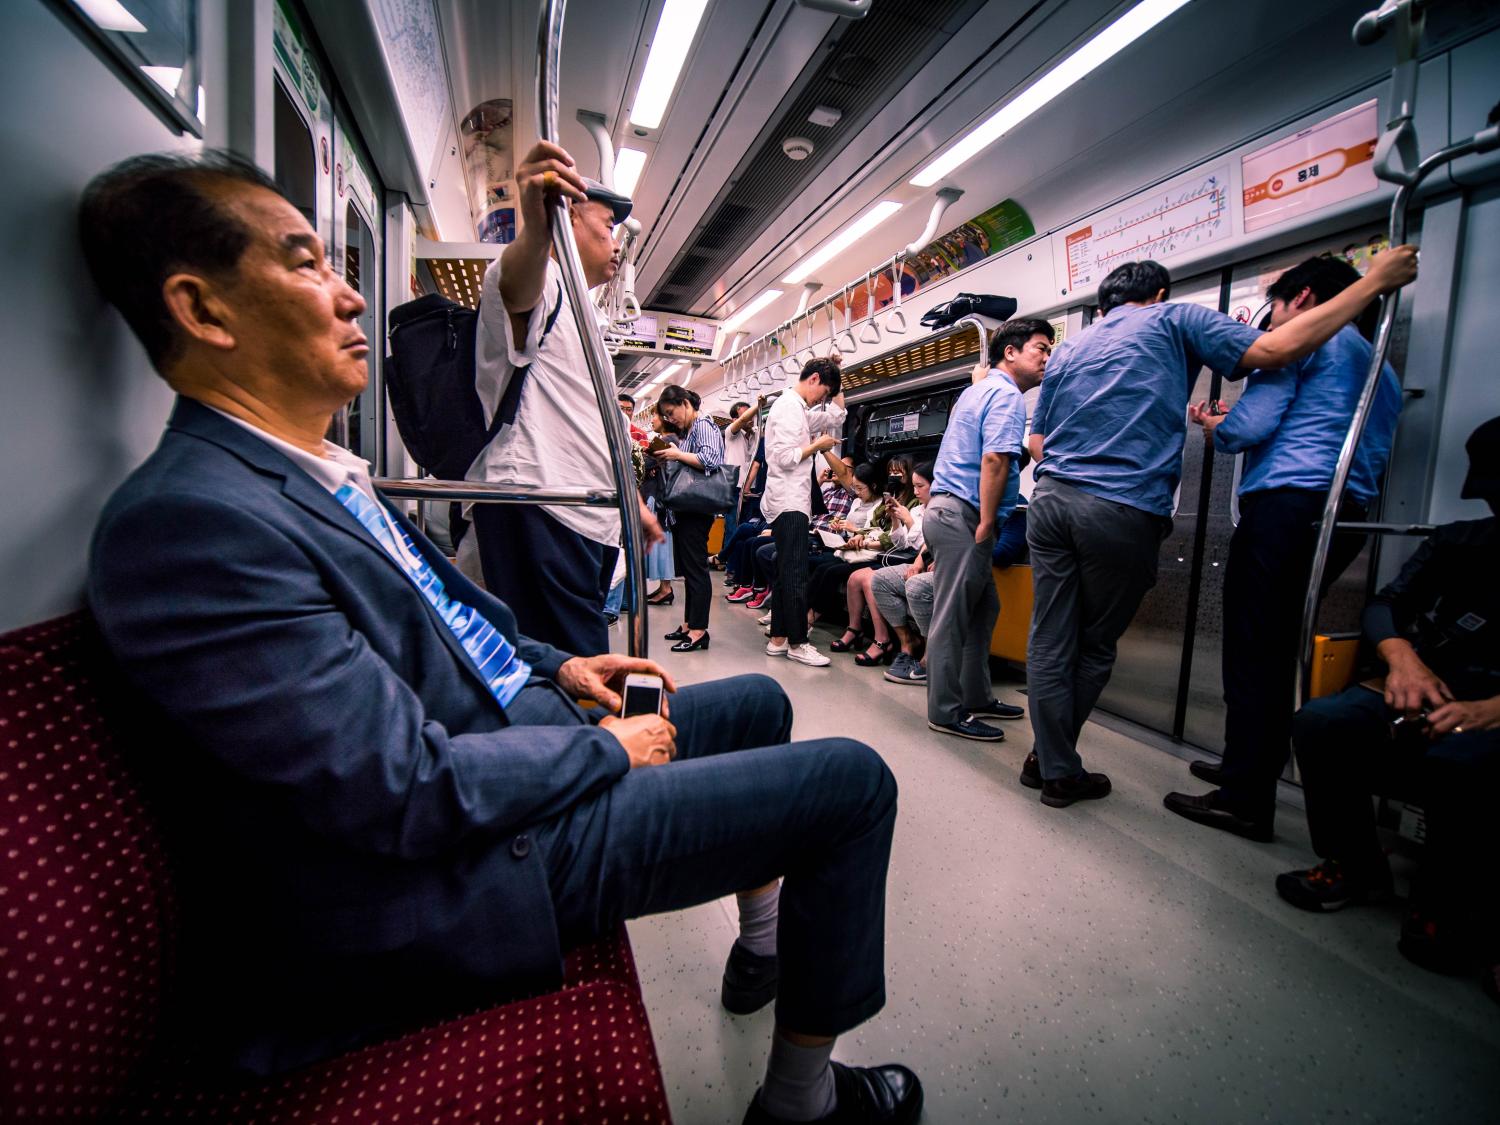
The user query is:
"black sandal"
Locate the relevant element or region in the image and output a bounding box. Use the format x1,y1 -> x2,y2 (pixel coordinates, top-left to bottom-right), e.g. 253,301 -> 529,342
829,630 -> 861,653
855,640 -> 898,666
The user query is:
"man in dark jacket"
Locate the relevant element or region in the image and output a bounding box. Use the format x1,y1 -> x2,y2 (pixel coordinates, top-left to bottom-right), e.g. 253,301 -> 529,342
78,150 -> 922,1124
1276,418 -> 1499,992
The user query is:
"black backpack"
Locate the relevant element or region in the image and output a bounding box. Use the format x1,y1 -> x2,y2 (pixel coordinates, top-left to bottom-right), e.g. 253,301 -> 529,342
384,282 -> 563,480
919,292 -> 1018,330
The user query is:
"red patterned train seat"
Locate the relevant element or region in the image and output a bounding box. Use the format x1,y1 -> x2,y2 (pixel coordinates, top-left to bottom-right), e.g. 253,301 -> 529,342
0,613 -> 671,1123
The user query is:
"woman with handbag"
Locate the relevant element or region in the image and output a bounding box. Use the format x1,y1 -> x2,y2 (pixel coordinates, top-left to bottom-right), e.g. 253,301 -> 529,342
653,385 -> 728,652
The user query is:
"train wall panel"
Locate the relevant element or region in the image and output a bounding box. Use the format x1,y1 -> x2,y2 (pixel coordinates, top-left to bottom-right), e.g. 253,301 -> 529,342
0,3 -> 189,632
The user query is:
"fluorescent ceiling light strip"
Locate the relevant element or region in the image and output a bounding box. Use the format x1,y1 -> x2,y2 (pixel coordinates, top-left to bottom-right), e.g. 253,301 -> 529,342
77,0 -> 146,33
628,0 -> 711,130
141,65 -> 183,95
910,0 -> 1194,187
720,289 -> 783,333
782,201 -> 902,284
614,148 -> 649,198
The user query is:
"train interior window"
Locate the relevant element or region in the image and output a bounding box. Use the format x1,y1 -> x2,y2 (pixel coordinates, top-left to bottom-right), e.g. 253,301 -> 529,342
1093,273 -> 1225,740
273,79 -> 316,228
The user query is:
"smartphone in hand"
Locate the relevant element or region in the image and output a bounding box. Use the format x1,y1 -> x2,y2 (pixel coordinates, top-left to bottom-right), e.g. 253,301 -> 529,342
621,673 -> 665,717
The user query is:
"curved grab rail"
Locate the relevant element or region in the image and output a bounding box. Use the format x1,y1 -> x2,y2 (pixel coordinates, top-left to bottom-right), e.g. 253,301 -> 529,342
538,0 -> 648,657
1296,123 -> 1500,708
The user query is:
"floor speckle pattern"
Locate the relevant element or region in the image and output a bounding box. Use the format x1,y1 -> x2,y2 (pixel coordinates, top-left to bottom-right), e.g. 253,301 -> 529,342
616,597 -> 1499,1124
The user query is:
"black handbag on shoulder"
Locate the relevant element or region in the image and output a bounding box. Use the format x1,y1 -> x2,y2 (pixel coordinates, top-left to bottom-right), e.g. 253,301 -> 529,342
920,293 -> 1018,330
661,460 -> 740,516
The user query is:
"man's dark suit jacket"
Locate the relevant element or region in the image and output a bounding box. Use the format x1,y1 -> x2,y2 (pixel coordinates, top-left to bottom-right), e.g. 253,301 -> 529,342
88,397 -> 633,1073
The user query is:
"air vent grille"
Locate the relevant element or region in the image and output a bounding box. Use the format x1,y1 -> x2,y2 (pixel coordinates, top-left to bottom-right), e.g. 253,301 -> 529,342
840,323 -> 982,391
650,0 -> 983,311
425,258 -> 490,309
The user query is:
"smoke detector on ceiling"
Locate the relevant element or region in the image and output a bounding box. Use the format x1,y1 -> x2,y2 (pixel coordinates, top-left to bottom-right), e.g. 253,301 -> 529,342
782,136 -> 815,161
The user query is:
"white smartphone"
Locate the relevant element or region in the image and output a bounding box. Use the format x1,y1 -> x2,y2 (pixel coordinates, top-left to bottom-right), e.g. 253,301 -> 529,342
621,673 -> 665,717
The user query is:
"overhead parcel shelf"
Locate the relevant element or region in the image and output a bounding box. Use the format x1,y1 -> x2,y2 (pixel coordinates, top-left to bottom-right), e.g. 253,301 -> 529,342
839,320 -> 984,392
414,237 -> 502,310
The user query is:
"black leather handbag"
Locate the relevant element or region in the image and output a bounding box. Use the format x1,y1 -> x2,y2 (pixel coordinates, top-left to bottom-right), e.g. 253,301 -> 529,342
661,460 -> 741,516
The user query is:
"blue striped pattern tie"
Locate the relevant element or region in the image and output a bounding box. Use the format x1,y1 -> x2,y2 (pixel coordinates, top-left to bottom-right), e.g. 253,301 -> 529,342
334,483 -> 532,708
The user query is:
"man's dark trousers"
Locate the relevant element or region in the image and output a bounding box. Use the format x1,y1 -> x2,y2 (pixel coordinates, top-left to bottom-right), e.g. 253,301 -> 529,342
1217,488 -> 1367,822
770,511 -> 811,645
925,492 -> 999,725
473,504 -> 617,655
1294,685 -> 1500,949
531,673 -> 896,1036
1026,477 -> 1168,780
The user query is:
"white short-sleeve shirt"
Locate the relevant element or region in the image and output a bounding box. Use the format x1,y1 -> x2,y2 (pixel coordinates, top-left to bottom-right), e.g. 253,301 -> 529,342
468,257 -> 621,546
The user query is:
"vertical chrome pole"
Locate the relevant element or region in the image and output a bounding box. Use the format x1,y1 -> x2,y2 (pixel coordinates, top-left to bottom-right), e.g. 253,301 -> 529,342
1296,129 -> 1497,706
537,0 -> 648,658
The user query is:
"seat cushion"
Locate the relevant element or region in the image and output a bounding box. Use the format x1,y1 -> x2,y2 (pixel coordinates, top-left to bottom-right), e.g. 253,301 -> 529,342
0,613 -> 176,1121
119,933 -> 672,1123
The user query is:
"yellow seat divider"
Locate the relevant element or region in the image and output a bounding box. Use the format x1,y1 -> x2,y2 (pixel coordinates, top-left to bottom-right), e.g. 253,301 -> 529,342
989,565 -> 1033,664
1310,634 -> 1359,699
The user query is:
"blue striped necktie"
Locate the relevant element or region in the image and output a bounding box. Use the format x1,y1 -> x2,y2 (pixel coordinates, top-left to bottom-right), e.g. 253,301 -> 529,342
334,483 -> 532,708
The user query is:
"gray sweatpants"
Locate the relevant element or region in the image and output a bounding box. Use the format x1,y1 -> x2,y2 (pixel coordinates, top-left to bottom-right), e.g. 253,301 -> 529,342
1025,477 -> 1169,780
870,566 -> 936,636
924,493 -> 999,725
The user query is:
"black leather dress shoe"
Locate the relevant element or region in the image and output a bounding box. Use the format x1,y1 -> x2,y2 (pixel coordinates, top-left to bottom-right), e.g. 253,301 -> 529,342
1020,752 -> 1042,790
743,1062 -> 924,1124
721,940 -> 777,1015
1040,771 -> 1111,808
663,627 -> 690,642
1163,790 -> 1273,842
1189,759 -> 1224,786
670,631 -> 711,652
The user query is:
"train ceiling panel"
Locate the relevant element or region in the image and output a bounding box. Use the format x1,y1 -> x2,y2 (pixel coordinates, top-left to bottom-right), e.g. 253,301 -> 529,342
647,0 -> 985,310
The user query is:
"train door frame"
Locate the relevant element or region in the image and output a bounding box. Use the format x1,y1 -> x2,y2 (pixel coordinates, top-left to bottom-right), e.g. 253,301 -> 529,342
333,114 -> 385,471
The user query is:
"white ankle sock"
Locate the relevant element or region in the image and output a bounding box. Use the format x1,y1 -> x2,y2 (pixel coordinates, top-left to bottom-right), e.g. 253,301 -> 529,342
736,884 -> 779,957
758,1030 -> 837,1121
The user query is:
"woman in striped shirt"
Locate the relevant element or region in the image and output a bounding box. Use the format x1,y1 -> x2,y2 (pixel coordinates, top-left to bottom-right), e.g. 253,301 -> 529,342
653,385 -> 727,652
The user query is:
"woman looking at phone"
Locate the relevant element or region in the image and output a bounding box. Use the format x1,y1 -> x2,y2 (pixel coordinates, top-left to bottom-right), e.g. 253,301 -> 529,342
654,385 -> 726,652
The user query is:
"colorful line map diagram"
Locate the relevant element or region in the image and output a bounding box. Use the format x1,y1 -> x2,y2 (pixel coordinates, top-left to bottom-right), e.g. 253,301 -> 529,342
1057,165 -> 1232,292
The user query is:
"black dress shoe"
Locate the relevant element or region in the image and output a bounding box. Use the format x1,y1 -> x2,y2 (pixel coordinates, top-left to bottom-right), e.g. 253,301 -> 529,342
1163,790 -> 1273,842
663,627 -> 690,642
1189,759 -> 1225,786
1040,771 -> 1111,808
670,631 -> 711,652
971,698 -> 1025,720
721,940 -> 777,1015
1020,752 -> 1042,790
743,1062 -> 924,1124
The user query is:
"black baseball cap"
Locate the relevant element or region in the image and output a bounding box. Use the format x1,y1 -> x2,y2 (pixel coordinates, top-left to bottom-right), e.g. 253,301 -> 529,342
1461,415 -> 1500,500
581,177 -> 632,225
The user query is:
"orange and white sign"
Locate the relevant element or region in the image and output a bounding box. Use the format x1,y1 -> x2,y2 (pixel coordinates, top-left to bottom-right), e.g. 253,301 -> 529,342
1242,100 -> 1379,233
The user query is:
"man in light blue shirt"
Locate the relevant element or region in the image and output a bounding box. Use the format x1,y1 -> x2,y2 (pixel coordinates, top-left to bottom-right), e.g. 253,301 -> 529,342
925,318 -> 1052,740
1024,249 -> 1418,809
1165,256 -> 1403,841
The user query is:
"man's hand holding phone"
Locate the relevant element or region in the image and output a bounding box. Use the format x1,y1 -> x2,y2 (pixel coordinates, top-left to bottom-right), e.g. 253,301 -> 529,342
599,712 -> 677,768
599,670 -> 676,768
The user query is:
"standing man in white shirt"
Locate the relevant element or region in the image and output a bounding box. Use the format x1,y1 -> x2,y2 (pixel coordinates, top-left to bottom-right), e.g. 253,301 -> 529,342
469,140 -> 662,655
762,359 -> 846,667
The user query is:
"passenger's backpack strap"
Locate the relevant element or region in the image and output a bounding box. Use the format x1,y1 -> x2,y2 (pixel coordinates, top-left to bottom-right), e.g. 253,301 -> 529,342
491,281 -> 566,436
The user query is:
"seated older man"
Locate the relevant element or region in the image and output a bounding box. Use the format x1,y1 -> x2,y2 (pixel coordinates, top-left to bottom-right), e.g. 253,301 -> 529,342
79,151 -> 920,1125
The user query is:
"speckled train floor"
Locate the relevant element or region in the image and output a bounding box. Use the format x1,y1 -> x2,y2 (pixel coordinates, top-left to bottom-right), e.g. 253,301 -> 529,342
615,600 -> 1500,1124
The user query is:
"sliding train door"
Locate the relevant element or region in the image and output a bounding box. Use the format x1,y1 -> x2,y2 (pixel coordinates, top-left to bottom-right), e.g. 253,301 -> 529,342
272,0 -> 385,468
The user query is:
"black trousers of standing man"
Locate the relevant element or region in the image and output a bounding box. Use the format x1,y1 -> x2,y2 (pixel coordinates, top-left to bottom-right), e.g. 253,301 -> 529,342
1217,488 -> 1367,822
770,511 -> 811,645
